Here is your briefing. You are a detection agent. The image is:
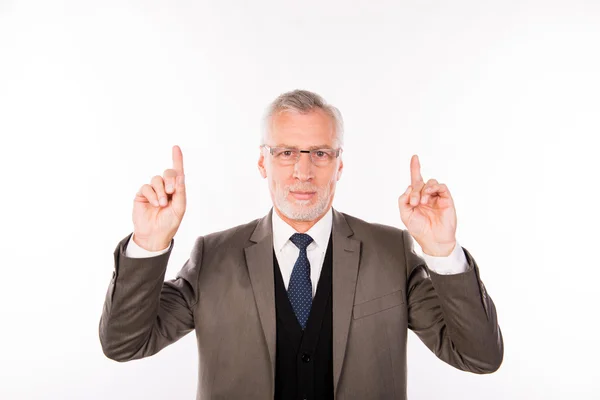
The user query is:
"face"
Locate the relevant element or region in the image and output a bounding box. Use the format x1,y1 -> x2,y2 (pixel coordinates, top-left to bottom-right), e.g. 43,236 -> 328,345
258,108 -> 343,222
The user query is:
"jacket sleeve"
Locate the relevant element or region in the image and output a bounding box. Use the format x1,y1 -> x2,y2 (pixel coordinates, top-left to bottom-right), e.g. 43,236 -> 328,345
403,229 -> 504,373
99,232 -> 203,362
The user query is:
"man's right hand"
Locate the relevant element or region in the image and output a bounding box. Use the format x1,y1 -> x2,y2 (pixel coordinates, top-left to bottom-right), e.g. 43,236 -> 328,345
131,145 -> 187,251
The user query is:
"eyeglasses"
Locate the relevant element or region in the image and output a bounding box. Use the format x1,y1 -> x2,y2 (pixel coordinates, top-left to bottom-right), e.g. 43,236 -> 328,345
261,144 -> 342,167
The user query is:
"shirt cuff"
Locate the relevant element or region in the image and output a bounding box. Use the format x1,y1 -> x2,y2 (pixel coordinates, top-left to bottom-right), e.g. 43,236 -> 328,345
125,234 -> 172,258
421,241 -> 469,275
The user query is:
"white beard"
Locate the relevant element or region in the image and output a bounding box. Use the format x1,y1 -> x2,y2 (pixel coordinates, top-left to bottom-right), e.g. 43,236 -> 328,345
273,181 -> 333,222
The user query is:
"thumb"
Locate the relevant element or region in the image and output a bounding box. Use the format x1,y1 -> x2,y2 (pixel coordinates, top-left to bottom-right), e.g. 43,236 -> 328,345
398,185 -> 412,212
171,174 -> 186,213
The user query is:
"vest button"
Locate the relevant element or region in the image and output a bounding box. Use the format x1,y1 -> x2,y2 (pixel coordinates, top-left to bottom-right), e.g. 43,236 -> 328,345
301,353 -> 311,363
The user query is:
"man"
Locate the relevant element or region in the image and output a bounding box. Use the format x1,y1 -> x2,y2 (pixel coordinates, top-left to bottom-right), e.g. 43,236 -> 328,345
99,89 -> 503,399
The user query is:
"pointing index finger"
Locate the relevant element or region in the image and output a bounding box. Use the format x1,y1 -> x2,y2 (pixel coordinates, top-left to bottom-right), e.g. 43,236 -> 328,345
172,145 -> 184,175
410,154 -> 423,187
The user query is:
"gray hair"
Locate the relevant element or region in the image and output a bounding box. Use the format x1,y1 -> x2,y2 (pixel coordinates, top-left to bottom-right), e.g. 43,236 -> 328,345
261,89 -> 344,147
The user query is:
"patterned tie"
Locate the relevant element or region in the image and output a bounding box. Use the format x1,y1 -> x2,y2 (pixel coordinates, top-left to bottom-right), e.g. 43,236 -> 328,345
287,233 -> 314,330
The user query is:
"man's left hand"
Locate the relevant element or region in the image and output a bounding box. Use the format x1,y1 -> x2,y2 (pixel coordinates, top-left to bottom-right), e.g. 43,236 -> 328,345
398,155 -> 457,257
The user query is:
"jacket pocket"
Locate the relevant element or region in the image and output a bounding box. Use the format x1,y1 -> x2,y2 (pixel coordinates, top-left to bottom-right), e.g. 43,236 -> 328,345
352,289 -> 404,320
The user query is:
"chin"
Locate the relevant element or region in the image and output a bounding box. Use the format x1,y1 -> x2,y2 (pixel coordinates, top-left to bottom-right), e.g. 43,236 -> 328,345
277,198 -> 329,222
287,196 -> 314,206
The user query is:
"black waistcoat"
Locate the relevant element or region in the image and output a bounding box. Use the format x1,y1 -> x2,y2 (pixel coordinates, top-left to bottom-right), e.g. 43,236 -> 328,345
273,233 -> 334,400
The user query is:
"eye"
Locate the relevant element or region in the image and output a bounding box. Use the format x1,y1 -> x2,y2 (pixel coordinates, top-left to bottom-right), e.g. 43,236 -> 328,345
315,150 -> 332,159
275,149 -> 297,158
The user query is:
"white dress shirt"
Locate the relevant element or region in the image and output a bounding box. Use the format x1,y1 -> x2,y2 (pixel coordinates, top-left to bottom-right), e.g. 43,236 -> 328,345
271,207 -> 333,298
125,209 -> 469,295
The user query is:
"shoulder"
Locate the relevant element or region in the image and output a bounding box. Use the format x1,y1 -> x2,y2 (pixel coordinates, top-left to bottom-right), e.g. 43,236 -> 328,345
181,217 -> 261,268
199,217 -> 261,250
339,211 -> 406,239
336,210 -> 415,255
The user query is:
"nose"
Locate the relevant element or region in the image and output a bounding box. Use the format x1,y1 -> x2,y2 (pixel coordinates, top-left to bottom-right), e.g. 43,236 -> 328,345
293,152 -> 314,181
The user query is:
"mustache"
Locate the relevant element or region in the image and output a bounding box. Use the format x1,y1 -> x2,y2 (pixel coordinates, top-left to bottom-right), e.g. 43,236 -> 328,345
286,184 -> 319,193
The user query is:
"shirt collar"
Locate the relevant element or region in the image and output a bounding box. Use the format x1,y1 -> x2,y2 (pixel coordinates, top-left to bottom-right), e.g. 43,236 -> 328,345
272,207 -> 333,252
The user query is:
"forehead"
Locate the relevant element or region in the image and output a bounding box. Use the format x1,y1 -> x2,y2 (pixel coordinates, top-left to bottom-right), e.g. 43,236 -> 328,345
267,108 -> 336,147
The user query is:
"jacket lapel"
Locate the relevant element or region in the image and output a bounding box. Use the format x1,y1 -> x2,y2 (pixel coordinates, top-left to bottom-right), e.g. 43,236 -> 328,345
244,207 -> 361,396
244,209 -> 276,392
331,208 -> 361,394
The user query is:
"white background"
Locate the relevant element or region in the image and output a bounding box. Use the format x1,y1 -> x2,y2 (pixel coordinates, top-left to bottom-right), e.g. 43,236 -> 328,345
1,0 -> 599,399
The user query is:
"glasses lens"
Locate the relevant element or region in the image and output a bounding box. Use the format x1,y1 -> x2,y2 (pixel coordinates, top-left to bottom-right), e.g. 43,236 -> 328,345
273,148 -> 300,165
311,149 -> 336,166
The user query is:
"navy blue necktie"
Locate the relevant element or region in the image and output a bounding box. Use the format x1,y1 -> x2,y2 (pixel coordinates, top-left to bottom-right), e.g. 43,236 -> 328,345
287,233 -> 314,330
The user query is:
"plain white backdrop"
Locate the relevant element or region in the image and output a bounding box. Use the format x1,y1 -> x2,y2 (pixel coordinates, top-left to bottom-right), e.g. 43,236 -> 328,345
1,0 -> 599,399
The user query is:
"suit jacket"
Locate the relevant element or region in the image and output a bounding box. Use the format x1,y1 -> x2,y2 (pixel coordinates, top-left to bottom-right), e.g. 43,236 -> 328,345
99,208 -> 503,399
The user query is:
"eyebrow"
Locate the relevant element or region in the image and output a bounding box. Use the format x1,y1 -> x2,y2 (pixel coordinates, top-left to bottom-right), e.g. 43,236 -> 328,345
274,144 -> 335,150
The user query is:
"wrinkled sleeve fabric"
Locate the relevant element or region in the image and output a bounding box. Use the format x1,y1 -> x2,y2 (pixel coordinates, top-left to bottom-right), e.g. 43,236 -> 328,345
403,229 -> 504,373
99,232 -> 203,362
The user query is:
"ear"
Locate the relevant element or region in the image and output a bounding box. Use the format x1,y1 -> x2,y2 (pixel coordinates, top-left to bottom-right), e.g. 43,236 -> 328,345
258,148 -> 267,179
336,158 -> 344,181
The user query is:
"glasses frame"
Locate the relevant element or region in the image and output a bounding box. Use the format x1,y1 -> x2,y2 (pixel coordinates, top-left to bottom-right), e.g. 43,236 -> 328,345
261,144 -> 342,166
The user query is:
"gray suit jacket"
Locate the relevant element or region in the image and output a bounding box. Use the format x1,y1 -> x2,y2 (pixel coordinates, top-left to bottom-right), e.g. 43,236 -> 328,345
99,208 -> 503,399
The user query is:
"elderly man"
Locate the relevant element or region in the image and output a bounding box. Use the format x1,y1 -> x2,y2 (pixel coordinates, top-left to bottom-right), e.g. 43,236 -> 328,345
99,89 -> 503,400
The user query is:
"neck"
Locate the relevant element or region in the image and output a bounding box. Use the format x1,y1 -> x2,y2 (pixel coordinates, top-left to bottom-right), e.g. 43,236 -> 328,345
273,206 -> 330,233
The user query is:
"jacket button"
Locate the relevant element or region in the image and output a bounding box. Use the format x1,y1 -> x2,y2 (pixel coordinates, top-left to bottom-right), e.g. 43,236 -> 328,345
301,353 -> 311,363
